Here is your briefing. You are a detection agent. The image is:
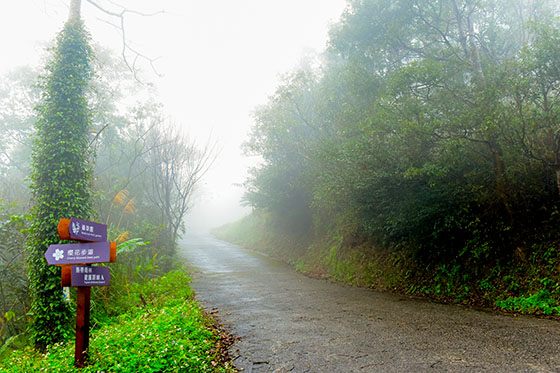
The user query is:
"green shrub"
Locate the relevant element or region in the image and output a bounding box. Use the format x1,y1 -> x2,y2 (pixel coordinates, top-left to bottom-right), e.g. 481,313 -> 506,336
0,209 -> 31,356
0,270 -> 232,372
496,289 -> 560,316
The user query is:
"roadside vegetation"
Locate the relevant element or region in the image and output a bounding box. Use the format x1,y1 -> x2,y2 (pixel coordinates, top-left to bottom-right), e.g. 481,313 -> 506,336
215,0 -> 560,317
0,269 -> 234,372
0,2 -> 224,371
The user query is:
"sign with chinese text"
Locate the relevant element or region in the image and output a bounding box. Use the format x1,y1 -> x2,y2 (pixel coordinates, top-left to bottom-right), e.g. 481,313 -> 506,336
45,242 -> 113,265
71,266 -> 110,287
58,218 -> 108,242
44,218 -> 115,368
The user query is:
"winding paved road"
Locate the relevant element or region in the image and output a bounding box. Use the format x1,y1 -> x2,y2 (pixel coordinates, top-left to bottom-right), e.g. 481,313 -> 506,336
178,235 -> 560,372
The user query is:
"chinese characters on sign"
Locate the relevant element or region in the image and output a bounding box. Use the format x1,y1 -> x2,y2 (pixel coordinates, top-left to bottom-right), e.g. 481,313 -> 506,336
65,218 -> 108,242
71,266 -> 110,287
44,242 -> 113,265
46,218 -> 116,368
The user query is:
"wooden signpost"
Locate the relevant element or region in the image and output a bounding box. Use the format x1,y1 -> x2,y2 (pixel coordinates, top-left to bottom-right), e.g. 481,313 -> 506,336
44,218 -> 116,368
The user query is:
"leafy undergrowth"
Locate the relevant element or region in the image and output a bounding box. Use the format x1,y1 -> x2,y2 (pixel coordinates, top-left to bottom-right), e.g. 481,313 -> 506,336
495,290 -> 560,316
0,270 -> 235,372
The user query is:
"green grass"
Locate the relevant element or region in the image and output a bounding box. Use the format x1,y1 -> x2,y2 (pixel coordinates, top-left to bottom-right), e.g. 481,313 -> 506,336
0,270 -> 234,372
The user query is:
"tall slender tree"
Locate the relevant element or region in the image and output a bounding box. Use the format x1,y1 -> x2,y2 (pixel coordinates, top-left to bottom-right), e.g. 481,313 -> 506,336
27,0 -> 94,349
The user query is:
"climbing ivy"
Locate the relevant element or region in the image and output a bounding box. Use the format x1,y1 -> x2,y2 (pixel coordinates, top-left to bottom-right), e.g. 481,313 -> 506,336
27,18 -> 94,350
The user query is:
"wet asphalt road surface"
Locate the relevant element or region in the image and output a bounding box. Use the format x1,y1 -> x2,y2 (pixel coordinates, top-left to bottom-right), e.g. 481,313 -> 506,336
178,235 -> 560,372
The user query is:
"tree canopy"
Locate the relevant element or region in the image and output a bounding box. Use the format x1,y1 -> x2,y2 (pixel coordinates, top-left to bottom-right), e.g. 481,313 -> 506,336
244,0 -> 560,264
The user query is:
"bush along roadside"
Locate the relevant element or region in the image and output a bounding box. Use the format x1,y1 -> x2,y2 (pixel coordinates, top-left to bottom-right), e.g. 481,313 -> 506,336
0,270 -> 235,372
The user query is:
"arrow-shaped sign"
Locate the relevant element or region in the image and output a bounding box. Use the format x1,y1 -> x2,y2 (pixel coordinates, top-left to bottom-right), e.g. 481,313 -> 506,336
45,242 -> 116,265
58,218 -> 108,242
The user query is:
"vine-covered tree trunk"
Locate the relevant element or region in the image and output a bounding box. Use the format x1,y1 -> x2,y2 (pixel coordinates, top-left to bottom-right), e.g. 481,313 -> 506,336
27,5 -> 94,349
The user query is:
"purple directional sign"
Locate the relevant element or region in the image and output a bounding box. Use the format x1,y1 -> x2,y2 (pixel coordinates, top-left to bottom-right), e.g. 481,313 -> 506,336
45,242 -> 111,265
68,218 -> 107,242
71,266 -> 110,287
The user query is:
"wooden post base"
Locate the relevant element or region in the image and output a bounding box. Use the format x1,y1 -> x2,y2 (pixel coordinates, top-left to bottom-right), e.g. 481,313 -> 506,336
75,286 -> 91,368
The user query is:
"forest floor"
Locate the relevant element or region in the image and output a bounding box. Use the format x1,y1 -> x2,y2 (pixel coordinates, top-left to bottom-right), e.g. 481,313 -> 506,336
179,235 -> 560,372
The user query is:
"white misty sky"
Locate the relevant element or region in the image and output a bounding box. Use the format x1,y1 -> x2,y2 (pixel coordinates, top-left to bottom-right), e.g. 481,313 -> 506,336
0,0 -> 347,232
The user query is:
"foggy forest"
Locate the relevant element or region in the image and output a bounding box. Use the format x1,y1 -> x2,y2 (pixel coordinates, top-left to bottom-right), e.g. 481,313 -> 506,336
2,0 -> 560,371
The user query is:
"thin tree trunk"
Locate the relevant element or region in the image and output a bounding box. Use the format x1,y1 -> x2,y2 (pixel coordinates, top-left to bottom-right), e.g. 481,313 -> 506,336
69,0 -> 82,22
491,144 -> 507,200
489,141 -> 513,223
452,0 -> 484,80
451,0 -> 470,59
555,167 -> 560,197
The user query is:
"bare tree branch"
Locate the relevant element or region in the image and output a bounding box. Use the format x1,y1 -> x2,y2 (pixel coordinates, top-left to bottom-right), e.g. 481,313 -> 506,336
145,122 -> 217,242
88,122 -> 110,148
84,0 -> 165,80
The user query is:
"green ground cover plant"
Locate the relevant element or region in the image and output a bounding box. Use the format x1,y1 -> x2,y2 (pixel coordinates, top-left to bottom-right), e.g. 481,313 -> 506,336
0,270 -> 234,372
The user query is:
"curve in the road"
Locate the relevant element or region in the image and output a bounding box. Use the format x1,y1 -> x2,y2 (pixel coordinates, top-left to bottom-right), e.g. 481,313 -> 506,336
179,235 -> 560,373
